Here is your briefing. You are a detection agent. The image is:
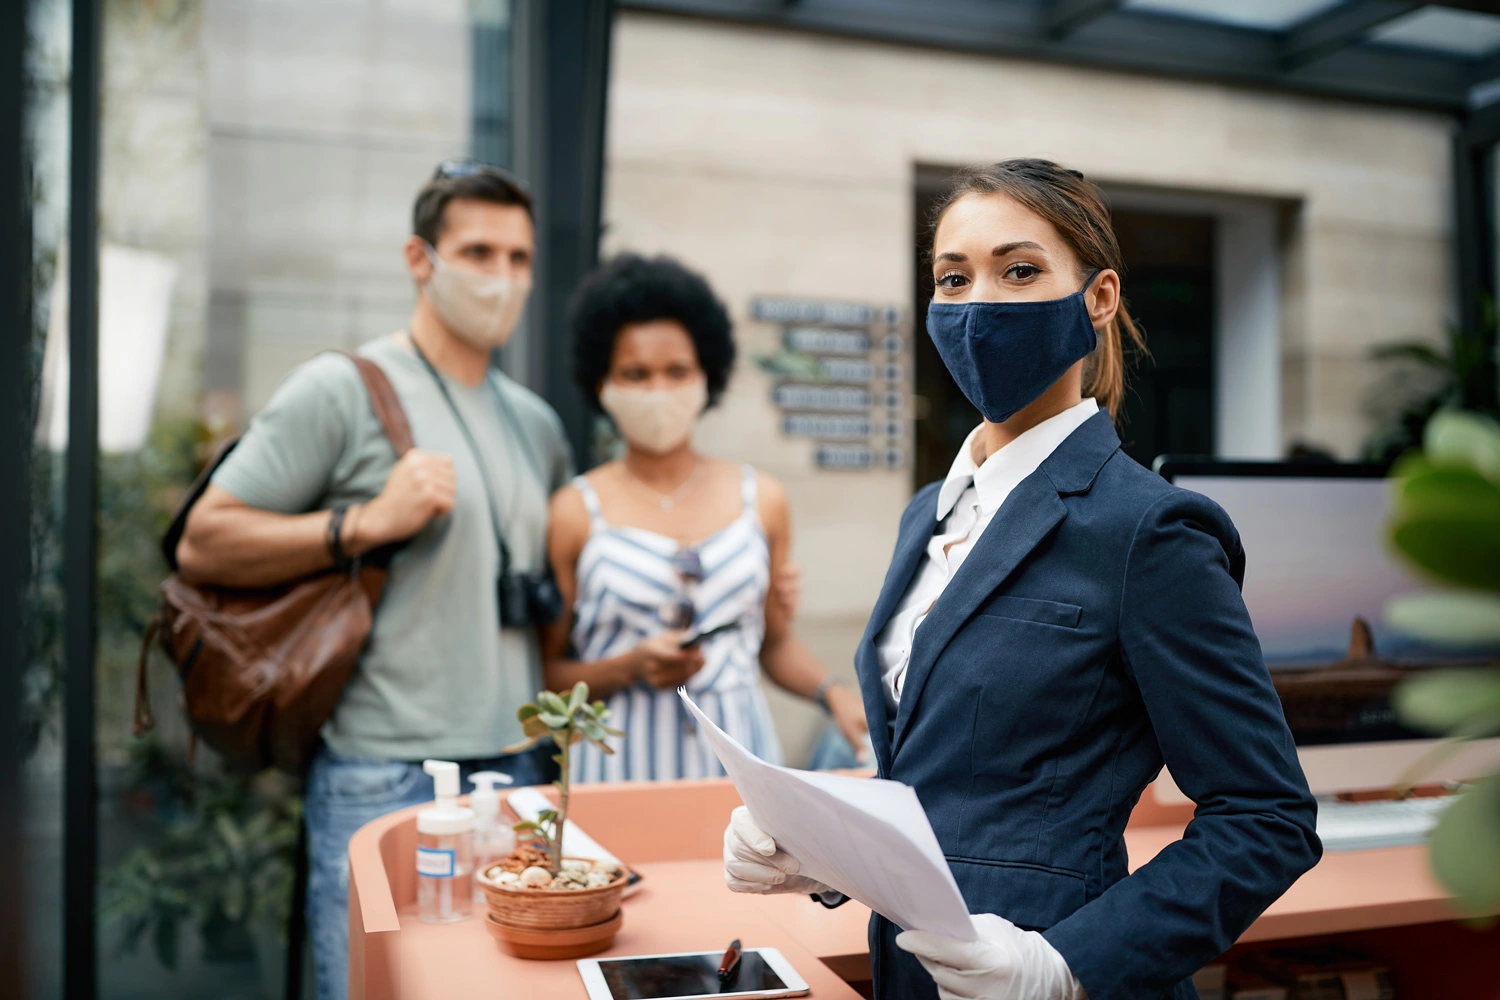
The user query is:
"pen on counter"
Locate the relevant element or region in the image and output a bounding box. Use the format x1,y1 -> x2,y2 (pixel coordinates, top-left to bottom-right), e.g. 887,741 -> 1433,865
718,938 -> 742,983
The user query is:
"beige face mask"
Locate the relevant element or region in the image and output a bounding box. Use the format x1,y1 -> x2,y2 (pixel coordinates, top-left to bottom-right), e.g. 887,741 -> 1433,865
599,379 -> 708,454
422,243 -> 531,350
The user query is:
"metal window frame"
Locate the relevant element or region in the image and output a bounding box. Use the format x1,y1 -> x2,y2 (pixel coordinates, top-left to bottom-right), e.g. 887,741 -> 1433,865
620,0 -> 1498,112
63,0 -> 102,996
1457,103 -> 1500,410
1,0 -> 33,994
512,0 -> 615,466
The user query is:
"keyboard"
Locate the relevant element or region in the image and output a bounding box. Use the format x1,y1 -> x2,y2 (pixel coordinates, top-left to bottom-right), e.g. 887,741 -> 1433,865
1314,794 -> 1455,851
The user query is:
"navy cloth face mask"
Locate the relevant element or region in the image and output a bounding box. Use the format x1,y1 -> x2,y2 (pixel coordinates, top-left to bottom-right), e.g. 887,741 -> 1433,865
926,269 -> 1102,424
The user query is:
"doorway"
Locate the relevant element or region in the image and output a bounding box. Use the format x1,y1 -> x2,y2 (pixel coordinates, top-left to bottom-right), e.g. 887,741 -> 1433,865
1111,208 -> 1216,465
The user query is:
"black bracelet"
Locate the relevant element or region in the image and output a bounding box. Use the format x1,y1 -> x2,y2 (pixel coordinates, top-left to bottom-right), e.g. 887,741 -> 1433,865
326,504 -> 350,569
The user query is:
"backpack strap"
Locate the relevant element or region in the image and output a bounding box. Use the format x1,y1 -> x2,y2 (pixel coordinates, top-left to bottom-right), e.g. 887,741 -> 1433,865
159,437 -> 239,572
132,618 -> 160,737
157,351 -> 412,572
341,352 -> 414,456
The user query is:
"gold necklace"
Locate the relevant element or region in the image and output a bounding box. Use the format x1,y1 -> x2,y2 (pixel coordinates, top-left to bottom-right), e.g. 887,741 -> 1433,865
624,459 -> 702,511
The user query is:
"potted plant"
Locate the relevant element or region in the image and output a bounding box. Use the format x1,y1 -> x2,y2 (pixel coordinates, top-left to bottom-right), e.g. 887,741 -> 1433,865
476,682 -> 630,959
1383,411 -> 1500,913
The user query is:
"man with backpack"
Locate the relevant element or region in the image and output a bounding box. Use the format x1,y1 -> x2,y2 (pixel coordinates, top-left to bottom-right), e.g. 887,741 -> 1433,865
176,161 -> 570,1000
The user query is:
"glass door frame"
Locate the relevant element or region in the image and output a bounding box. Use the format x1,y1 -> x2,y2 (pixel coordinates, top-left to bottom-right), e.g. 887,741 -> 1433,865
3,0 -> 98,996
1,0 -> 35,991
1458,102 -> 1500,414
60,0 -> 101,997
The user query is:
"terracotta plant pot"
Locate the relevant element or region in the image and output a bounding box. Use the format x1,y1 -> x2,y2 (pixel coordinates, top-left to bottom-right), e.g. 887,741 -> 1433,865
483,910 -> 623,961
476,859 -> 631,959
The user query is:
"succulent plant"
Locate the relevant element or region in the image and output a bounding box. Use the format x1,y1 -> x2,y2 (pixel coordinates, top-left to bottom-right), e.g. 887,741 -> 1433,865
503,681 -> 623,877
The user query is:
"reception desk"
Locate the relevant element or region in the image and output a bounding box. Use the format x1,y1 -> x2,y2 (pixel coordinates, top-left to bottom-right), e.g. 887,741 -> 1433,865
348,779 -> 1499,999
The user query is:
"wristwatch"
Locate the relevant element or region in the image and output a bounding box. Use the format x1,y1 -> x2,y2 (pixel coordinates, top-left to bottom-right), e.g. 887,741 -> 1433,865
326,504 -> 352,570
814,678 -> 839,715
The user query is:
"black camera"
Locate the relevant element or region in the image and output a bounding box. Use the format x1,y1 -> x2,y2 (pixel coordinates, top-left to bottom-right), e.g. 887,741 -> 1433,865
497,565 -> 564,628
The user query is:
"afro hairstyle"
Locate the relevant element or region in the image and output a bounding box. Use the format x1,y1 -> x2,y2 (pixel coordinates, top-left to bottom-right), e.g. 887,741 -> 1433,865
568,253 -> 735,412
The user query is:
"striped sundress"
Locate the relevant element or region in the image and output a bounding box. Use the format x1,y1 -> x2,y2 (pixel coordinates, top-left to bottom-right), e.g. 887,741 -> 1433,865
568,465 -> 783,782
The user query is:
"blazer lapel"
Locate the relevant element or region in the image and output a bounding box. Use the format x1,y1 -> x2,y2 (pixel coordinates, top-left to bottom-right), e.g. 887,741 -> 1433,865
856,486 -> 940,772
890,472 -> 1066,756
888,410 -> 1122,758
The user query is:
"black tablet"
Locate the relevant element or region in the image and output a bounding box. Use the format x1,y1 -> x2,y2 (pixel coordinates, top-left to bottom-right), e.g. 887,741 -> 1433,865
577,948 -> 810,1000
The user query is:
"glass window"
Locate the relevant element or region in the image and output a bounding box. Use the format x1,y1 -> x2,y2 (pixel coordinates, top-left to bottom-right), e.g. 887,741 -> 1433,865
23,1 -> 72,996
90,2 -> 513,996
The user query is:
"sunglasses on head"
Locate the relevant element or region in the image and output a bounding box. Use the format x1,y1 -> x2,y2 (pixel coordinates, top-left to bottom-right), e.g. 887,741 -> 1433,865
431,158 -> 531,194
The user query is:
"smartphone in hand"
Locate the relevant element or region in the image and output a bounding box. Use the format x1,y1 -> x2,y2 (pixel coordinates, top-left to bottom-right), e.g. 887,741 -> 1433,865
677,619 -> 742,649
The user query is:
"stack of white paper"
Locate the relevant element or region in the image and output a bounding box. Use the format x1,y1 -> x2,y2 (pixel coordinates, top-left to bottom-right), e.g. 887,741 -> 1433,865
679,689 -> 976,941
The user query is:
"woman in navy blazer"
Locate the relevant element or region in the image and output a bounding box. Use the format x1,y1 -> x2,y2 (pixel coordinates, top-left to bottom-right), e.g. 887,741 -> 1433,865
723,160 -> 1321,1000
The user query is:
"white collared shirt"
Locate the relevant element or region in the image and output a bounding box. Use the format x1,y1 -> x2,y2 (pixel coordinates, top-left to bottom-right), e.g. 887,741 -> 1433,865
876,398 -> 1100,712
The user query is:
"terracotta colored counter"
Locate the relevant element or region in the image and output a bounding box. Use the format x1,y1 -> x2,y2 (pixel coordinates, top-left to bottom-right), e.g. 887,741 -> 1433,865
349,778 -> 1494,1000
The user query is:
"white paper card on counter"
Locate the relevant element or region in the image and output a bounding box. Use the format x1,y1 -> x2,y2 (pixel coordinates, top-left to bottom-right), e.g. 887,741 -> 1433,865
508,786 -> 625,869
678,688 -> 976,941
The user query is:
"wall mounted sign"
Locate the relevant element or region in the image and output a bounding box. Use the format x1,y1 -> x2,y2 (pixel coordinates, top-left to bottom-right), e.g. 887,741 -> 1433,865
815,443 -> 874,469
751,296 -> 910,472
783,415 -> 871,440
784,327 -> 869,355
772,384 -> 871,411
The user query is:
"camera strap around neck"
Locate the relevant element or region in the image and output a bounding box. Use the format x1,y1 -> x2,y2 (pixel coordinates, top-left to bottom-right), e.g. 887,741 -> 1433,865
411,340 -> 520,573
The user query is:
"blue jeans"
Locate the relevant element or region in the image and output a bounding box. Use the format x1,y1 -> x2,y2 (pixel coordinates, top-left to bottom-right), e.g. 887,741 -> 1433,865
304,743 -> 557,1000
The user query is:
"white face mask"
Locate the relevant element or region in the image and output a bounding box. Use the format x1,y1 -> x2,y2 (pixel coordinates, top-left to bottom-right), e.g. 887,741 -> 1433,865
599,379 -> 708,455
422,243 -> 531,350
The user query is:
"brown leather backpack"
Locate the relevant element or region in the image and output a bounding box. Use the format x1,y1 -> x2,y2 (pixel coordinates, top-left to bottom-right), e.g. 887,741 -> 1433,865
133,352 -> 414,774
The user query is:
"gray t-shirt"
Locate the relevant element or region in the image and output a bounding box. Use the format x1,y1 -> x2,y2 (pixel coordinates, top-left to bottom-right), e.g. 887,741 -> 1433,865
212,332 -> 573,761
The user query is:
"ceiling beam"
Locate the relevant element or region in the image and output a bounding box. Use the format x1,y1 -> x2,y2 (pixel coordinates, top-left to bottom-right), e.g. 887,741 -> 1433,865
1472,50 -> 1500,91
1279,0 -> 1418,71
1431,0 -> 1500,14
1468,99 -> 1500,147
619,0 -> 1473,113
1048,0 -> 1120,40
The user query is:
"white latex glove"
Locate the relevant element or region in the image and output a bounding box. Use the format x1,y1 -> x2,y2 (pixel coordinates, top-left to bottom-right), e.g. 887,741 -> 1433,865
722,805 -> 831,895
895,913 -> 1087,1000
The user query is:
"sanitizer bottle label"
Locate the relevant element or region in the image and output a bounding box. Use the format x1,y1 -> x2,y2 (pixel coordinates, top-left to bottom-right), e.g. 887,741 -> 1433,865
416,846 -> 456,878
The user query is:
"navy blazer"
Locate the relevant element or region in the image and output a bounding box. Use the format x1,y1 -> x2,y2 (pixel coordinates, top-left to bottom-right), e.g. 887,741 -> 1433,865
854,412 -> 1321,1000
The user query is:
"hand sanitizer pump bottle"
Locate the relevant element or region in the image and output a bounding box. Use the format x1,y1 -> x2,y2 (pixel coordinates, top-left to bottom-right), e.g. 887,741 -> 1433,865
468,771 -> 515,901
416,760 -> 475,924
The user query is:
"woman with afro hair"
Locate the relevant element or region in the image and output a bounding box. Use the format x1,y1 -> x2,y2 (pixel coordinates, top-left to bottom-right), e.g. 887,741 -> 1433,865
541,253 -> 869,782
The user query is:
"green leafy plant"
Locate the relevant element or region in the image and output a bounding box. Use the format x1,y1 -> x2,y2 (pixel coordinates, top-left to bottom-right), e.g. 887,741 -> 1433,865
1384,410 -> 1500,913
504,682 -> 622,876
1363,307 -> 1500,464
101,737 -> 302,968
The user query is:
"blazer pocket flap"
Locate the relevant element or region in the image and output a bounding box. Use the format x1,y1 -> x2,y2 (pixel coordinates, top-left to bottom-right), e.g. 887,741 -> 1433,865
976,596 -> 1082,629
946,858 -> 1088,931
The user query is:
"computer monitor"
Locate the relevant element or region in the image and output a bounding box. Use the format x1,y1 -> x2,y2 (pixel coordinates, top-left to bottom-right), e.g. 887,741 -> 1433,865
1152,459 -> 1500,799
